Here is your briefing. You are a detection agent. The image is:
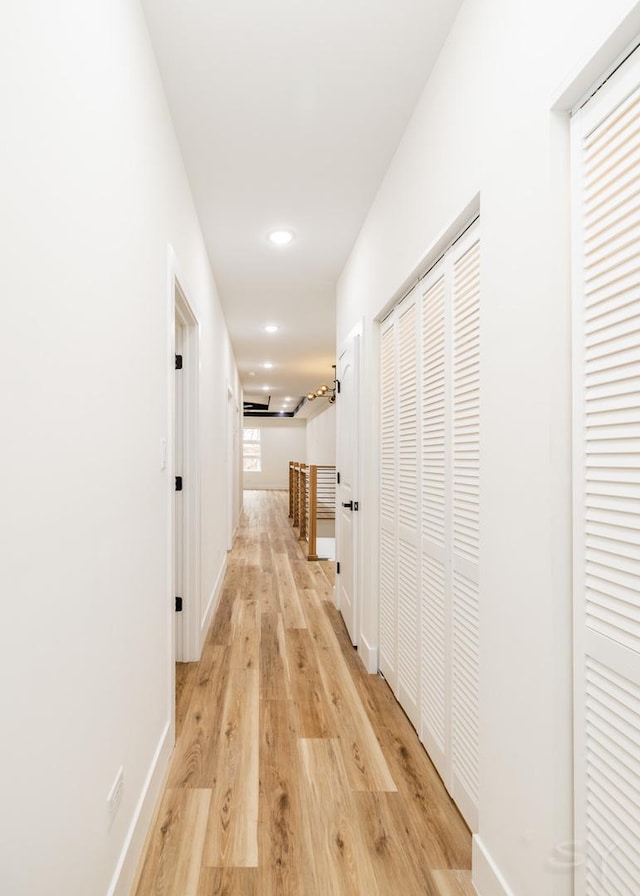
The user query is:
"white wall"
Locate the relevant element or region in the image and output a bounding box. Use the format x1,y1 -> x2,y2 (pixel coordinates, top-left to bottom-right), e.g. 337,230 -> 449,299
243,418 -> 307,489
0,3 -> 240,895
336,2 -> 640,896
306,404 -> 336,465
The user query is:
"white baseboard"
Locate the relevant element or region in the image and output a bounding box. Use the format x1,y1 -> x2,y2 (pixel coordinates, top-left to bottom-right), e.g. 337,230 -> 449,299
107,555 -> 228,894
472,836 -> 515,896
107,720 -> 173,896
201,553 -> 228,638
359,632 -> 378,674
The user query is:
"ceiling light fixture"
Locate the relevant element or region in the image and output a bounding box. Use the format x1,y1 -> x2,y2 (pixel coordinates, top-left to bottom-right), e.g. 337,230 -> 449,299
306,367 -> 338,404
263,362 -> 273,369
262,385 -> 270,391
307,384 -> 329,400
268,229 -> 294,246
264,324 -> 279,334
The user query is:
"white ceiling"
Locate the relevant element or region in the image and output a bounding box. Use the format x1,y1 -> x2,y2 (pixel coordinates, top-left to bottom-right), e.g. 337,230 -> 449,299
142,0 -> 463,412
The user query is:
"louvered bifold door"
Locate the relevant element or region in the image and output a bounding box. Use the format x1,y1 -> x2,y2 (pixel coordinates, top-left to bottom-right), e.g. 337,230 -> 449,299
396,291 -> 421,727
450,224 -> 480,831
420,261 -> 449,780
379,315 -> 398,691
572,49 -> 640,896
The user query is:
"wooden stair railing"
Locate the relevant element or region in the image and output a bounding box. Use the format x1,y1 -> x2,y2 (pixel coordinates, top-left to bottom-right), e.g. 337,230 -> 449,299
307,465 -> 336,560
288,461 -> 336,560
298,465 -> 307,542
288,461 -> 295,519
291,462 -> 301,528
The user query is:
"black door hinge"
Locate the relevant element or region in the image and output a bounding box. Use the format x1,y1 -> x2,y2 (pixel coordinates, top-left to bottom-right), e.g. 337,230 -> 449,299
354,501 -> 359,511
336,379 -> 341,394
337,561 -> 341,574
175,354 -> 183,370
175,596 -> 183,612
337,471 -> 341,484
175,476 -> 183,491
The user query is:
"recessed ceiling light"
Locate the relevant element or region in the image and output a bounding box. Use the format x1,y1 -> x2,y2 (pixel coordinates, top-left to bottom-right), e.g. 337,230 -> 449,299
264,324 -> 279,334
263,362 -> 273,369
268,229 -> 294,246
262,385 -> 269,391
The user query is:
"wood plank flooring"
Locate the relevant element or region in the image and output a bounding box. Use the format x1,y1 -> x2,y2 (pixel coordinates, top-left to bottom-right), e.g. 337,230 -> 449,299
132,490 -> 474,896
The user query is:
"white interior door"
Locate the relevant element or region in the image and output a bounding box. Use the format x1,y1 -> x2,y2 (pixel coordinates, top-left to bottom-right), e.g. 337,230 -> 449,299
420,262 -> 448,780
336,327 -> 360,645
378,221 -> 480,832
572,48 -> 640,896
449,230 -> 480,830
174,316 -> 185,662
379,316 -> 398,690
396,292 -> 420,727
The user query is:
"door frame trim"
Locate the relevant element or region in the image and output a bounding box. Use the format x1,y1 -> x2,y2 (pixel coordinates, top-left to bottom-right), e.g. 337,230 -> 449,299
167,246 -> 201,670
226,384 -> 238,551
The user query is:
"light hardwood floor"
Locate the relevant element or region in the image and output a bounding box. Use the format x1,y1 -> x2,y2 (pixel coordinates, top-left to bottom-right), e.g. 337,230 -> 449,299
132,490 -> 474,896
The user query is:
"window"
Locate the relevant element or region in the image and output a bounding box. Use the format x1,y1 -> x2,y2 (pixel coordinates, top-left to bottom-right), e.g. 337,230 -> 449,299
243,427 -> 261,472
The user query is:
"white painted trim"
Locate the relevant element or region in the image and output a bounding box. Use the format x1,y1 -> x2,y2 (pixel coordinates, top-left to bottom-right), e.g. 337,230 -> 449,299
107,720 -> 173,896
551,2 -> 640,111
472,836 -> 515,896
358,632 -> 378,674
201,553 -> 228,637
376,194 -> 480,323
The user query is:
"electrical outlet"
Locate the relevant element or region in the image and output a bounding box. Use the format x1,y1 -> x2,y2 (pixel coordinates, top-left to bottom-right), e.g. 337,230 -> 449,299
107,766 -> 124,829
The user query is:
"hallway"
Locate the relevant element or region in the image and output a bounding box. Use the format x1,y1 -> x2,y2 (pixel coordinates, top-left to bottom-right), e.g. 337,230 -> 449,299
132,490 -> 473,896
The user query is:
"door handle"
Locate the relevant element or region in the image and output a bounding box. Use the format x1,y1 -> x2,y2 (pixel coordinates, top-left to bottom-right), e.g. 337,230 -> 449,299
342,501 -> 353,510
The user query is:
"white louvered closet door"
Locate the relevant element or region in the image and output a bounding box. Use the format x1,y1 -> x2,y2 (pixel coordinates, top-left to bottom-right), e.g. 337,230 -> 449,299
378,222 -> 480,833
420,261 -> 449,780
396,292 -> 421,726
572,49 -> 640,896
379,316 -> 398,691
450,227 -> 480,830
